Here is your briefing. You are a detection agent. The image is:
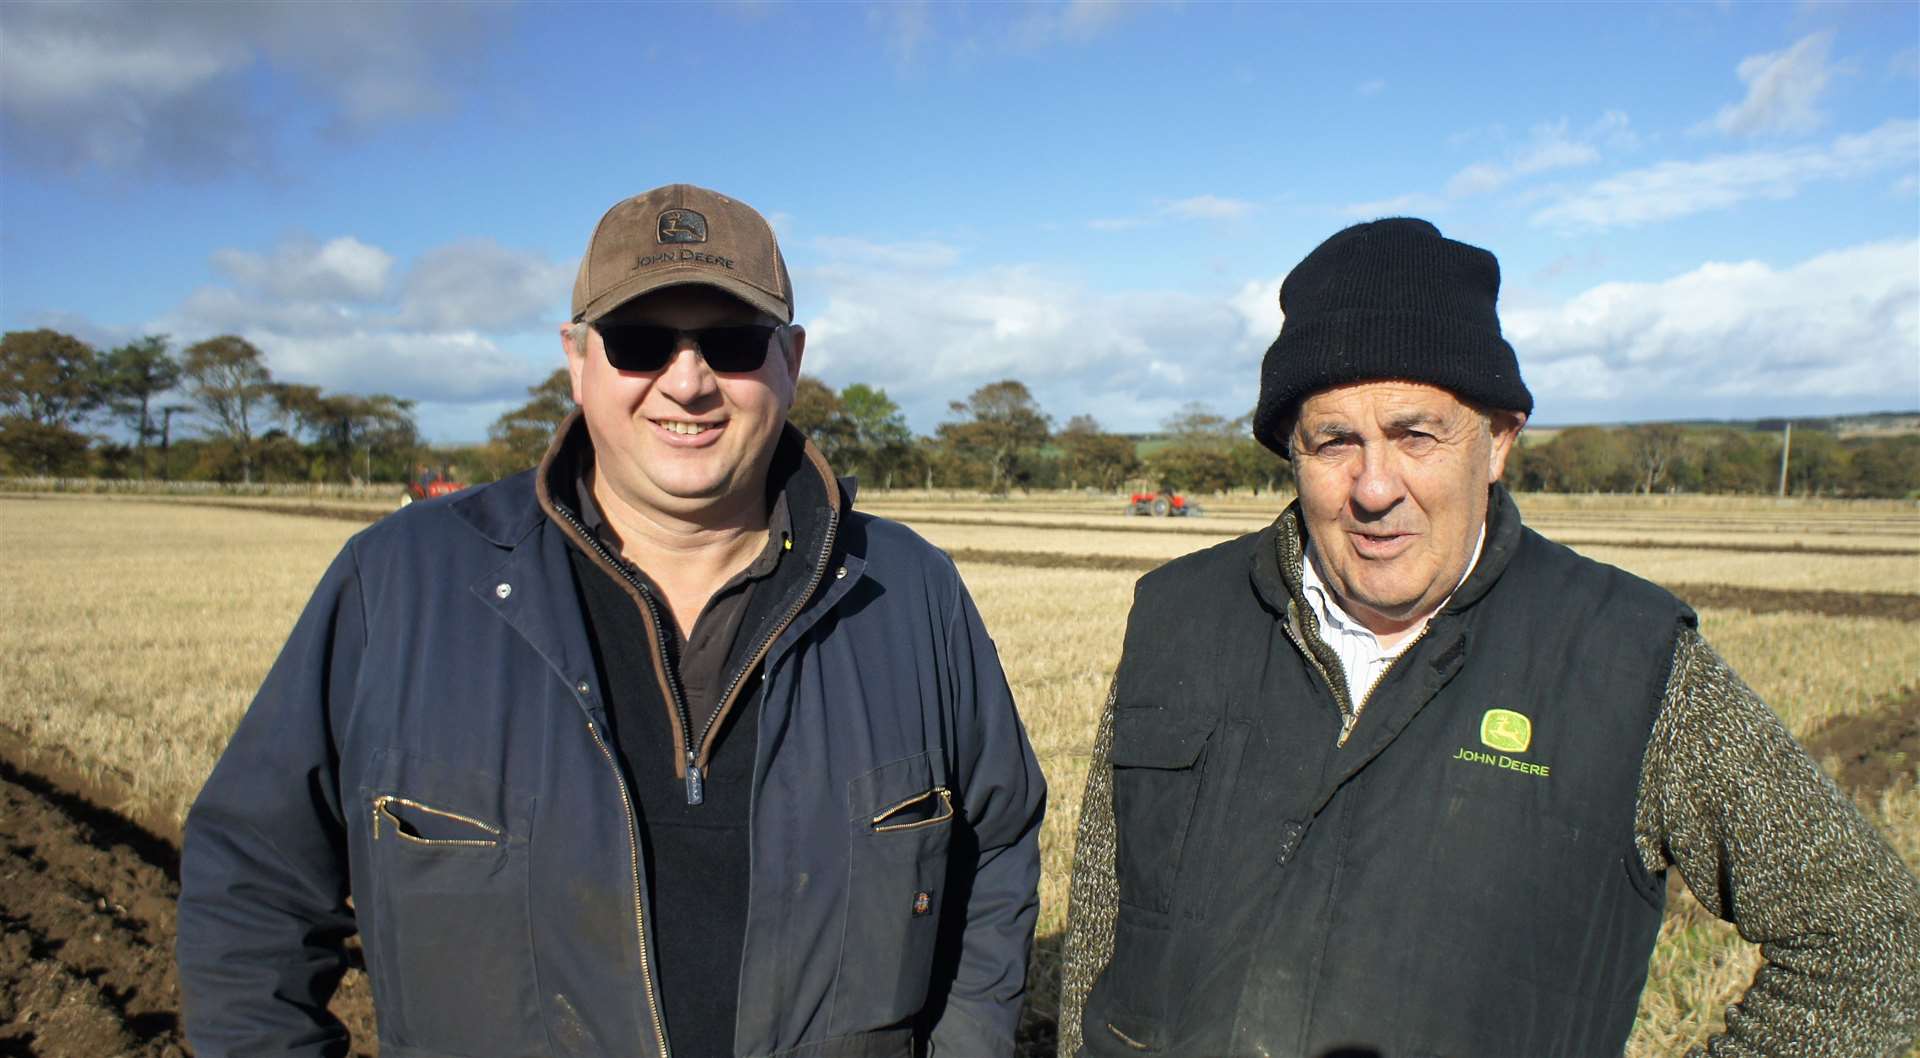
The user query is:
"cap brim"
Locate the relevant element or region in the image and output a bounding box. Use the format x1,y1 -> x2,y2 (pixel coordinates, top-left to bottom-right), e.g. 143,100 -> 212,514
576,266 -> 791,324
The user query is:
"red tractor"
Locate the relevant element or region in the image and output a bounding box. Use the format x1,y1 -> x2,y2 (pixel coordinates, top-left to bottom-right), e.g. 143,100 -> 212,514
401,466 -> 467,506
1126,490 -> 1199,517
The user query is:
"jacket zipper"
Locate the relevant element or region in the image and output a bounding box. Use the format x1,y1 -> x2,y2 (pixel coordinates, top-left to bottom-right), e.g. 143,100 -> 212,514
586,718 -> 671,1058
557,500 -> 842,807
552,503 -> 703,804
695,505 -> 839,779
1283,606 -> 1436,748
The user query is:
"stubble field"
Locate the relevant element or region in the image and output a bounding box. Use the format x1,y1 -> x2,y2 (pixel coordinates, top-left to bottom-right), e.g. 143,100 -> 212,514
1,488 -> 1916,1056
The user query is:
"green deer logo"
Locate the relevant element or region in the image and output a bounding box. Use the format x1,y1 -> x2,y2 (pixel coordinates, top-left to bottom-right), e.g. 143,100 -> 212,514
1480,709 -> 1533,754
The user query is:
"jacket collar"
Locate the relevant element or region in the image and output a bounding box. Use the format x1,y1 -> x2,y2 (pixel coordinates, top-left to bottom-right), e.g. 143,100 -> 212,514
528,409 -> 846,569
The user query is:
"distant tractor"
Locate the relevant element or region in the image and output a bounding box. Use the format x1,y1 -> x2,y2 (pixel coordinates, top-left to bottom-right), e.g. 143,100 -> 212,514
401,465 -> 467,507
1126,489 -> 1199,517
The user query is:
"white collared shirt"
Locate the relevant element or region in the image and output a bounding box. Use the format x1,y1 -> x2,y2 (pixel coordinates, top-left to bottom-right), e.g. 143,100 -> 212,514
1300,524 -> 1486,719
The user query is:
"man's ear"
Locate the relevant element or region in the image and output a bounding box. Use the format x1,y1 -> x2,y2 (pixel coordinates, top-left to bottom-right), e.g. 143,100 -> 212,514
561,322 -> 588,405
1487,410 -> 1527,481
780,325 -> 806,385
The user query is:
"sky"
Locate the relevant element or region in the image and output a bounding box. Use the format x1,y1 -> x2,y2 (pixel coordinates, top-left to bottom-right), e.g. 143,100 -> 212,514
2,0 -> 1916,444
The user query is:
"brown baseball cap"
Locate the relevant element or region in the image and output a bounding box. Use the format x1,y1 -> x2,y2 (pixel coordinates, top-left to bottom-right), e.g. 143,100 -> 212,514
571,184 -> 793,324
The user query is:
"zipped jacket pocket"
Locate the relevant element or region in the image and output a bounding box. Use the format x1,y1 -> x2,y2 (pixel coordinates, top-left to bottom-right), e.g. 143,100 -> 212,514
371,793 -> 502,847
871,785 -> 954,833
355,750 -> 538,1054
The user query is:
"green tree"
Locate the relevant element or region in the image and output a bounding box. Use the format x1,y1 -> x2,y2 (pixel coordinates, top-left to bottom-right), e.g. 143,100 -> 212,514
1145,402 -> 1244,493
788,375 -> 856,468
936,379 -> 1051,494
98,335 -> 181,479
1845,436 -> 1920,498
1627,423 -> 1687,495
484,369 -> 575,476
1699,432 -> 1774,494
0,329 -> 101,426
180,336 -> 274,484
0,329 -> 102,475
837,383 -> 916,488
1057,414 -> 1140,491
1524,427 -> 1633,492
1782,428 -> 1848,496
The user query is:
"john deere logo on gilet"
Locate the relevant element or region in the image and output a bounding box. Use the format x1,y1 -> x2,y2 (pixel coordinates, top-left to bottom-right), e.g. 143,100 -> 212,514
658,209 -> 708,244
1480,709 -> 1532,753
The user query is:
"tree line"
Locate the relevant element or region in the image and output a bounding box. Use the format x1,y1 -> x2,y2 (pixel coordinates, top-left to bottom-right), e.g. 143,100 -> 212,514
7,326 -> 1916,499
1507,422 -> 1920,499
1,329 -> 422,484
476,371 -> 1289,495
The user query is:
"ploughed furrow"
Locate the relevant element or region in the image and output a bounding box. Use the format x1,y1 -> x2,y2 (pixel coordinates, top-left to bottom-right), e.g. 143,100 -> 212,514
1801,686 -> 1920,803
0,750 -> 378,1057
164,499 -> 1918,558
942,548 -> 1920,622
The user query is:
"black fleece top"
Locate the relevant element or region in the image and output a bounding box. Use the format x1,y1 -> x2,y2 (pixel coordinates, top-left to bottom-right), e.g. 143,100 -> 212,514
555,433 -> 821,1056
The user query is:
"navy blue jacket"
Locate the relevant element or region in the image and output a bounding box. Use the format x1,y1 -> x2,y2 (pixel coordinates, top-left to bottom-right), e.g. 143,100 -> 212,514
177,439 -> 1046,1058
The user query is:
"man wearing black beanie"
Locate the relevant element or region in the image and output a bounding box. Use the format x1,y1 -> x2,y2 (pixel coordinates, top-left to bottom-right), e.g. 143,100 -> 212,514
1056,218 -> 1919,1057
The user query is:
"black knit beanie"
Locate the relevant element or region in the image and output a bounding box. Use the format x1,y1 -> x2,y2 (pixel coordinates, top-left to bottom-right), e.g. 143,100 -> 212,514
1251,217 -> 1532,456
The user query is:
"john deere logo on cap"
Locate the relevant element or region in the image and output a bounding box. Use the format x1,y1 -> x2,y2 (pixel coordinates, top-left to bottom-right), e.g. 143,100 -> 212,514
1480,709 -> 1532,753
658,209 -> 708,244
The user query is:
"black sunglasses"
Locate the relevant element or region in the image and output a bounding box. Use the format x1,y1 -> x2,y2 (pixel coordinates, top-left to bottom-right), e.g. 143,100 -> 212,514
594,323 -> 778,374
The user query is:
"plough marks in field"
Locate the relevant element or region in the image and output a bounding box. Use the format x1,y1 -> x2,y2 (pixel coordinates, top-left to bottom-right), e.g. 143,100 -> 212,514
0,731 -> 379,1057
943,547 -> 1920,622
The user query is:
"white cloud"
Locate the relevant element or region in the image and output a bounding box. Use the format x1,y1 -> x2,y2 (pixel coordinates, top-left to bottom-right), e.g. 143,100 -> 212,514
155,233 -> 565,410
1350,112 -> 1631,217
1357,79 -> 1387,97
1443,116 -> 1620,198
800,244 -> 1284,431
1531,118 -> 1919,231
1708,31 -> 1838,137
262,330 -> 537,404
1504,239 -> 1919,406
399,240 -> 573,332
0,0 -> 509,177
212,235 -> 394,304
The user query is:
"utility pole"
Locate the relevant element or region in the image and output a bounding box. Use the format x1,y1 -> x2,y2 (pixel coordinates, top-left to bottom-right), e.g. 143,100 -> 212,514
1776,421 -> 1792,497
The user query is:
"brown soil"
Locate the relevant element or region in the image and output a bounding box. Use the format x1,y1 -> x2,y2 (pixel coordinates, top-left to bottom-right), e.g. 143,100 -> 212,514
943,548 -> 1920,622
1800,686 -> 1920,802
1664,583 -> 1920,623
171,502 -> 1920,559
0,744 -> 378,1057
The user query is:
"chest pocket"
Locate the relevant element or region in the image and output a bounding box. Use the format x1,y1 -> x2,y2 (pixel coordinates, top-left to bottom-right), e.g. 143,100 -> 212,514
1109,709 -> 1218,915
358,748 -> 539,1055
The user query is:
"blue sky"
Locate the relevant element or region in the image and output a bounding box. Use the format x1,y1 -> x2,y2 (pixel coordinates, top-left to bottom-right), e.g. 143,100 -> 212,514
2,1 -> 1915,443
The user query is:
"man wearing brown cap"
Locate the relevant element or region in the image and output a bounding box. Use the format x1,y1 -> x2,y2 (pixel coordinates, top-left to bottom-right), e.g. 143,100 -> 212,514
179,185 -> 1046,1058
1056,218 -> 1919,1057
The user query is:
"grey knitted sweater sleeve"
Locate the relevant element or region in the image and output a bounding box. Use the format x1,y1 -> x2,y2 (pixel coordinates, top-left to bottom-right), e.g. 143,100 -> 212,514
1638,626 -> 1920,1058
1057,681 -> 1117,1058
1055,633 -> 1920,1057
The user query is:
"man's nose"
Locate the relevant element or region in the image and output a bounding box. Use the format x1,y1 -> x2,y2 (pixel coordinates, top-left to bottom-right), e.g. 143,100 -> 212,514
657,343 -> 718,402
1350,443 -> 1406,514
